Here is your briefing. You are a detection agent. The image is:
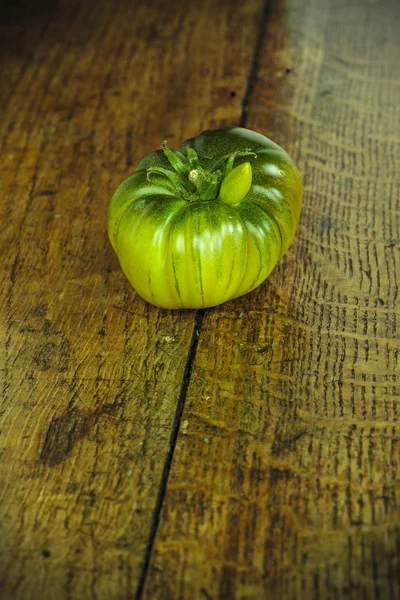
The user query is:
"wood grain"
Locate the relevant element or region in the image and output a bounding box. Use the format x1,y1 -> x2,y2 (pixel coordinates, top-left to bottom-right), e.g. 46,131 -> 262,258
0,0 -> 264,598
143,0 -> 400,598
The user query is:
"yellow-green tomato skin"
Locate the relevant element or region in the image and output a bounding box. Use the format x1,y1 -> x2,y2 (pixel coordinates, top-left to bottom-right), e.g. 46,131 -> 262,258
107,127 -> 302,309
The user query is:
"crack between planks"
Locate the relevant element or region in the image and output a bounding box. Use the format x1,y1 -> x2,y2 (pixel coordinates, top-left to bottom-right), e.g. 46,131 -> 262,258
134,309 -> 204,600
134,1 -> 270,596
239,0 -> 271,128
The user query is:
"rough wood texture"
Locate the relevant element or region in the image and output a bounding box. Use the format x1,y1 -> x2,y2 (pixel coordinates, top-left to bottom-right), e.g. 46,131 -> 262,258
143,0 -> 400,598
0,0 -> 263,598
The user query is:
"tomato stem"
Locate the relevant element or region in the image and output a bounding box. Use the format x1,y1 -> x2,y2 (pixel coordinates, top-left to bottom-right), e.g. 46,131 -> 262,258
219,162 -> 253,205
147,166 -> 193,193
212,150 -> 256,178
147,142 -> 256,203
161,141 -> 189,179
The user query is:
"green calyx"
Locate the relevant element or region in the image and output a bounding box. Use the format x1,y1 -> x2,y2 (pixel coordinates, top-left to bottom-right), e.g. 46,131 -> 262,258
147,141 -> 255,203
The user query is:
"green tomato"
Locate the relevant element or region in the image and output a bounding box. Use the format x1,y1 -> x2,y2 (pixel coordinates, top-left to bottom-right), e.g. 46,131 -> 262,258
107,127 -> 302,309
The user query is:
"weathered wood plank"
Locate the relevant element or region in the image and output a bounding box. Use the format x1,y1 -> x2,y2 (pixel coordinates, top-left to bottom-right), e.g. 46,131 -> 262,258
0,0 -> 264,598
143,0 -> 400,598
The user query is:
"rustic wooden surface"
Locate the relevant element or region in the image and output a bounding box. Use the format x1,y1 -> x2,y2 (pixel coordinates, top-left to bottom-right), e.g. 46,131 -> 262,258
0,0 -> 262,597
142,0 -> 400,598
0,0 -> 399,599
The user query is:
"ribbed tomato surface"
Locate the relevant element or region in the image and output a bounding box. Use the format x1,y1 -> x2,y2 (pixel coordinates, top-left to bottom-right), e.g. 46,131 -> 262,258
107,127 -> 302,309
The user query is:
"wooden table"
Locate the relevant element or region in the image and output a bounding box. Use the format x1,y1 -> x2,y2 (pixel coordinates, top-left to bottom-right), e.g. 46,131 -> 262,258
1,0 -> 399,598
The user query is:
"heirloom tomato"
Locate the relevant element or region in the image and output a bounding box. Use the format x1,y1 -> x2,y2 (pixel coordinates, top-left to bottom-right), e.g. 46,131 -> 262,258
107,127 -> 302,309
